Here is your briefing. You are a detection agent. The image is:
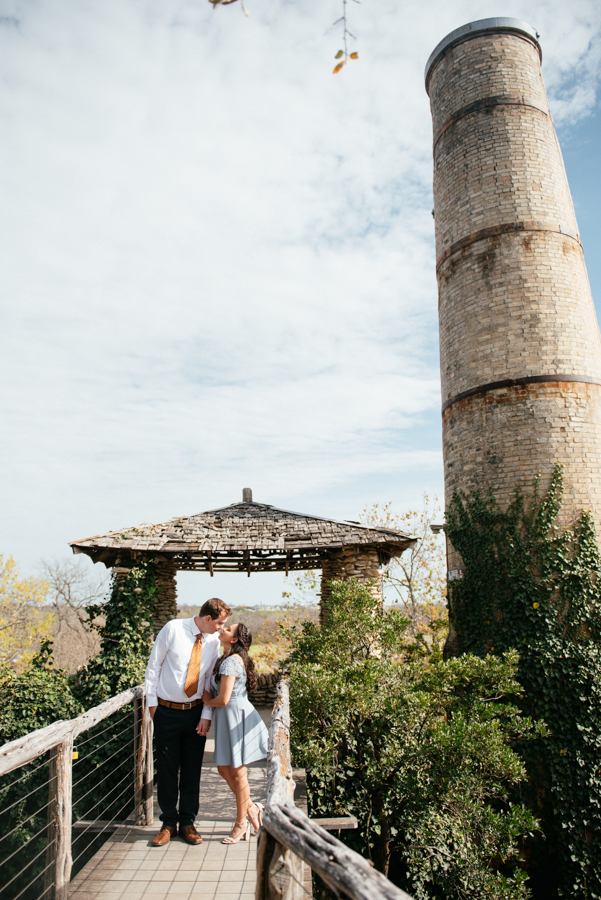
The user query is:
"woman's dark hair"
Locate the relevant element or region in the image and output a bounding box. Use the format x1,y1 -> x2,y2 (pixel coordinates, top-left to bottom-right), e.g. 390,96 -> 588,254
213,623 -> 257,693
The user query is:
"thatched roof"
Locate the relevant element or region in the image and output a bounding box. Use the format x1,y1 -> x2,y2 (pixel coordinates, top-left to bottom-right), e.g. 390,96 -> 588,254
70,490 -> 415,573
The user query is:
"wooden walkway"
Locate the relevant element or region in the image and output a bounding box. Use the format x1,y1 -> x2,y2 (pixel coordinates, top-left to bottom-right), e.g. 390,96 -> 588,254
69,710 -> 309,900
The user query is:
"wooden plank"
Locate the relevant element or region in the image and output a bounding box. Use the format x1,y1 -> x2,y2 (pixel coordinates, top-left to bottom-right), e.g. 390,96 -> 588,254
0,685 -> 145,777
310,816 -> 358,831
72,820 -> 121,833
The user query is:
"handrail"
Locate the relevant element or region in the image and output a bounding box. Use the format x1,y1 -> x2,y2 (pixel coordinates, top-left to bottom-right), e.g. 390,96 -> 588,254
0,685 -> 145,778
257,677 -> 414,900
0,684 -> 153,900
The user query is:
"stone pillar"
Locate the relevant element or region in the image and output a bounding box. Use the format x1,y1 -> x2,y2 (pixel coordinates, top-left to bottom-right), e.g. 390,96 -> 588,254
320,547 -> 382,625
154,560 -> 178,633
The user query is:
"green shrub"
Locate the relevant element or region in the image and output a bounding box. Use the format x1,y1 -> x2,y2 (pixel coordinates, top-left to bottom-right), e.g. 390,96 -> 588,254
287,580 -> 541,899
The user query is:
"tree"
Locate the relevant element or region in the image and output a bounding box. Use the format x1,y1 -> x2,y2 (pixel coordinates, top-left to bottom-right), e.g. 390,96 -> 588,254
0,555 -> 52,671
360,495 -> 447,641
287,579 -> 541,899
209,0 -> 360,73
41,558 -> 107,672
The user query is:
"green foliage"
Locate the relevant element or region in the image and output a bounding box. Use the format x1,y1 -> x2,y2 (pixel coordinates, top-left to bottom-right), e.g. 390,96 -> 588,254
0,556 -> 158,899
0,644 -> 83,743
73,557 -> 157,706
287,580 -> 541,900
0,648 -> 84,899
446,466 -> 601,898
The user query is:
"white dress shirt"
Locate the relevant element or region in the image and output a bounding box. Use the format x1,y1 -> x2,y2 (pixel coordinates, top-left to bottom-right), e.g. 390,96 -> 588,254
144,617 -> 221,720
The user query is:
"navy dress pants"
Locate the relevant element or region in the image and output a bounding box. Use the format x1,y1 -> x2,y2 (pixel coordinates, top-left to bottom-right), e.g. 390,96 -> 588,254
153,704 -> 206,827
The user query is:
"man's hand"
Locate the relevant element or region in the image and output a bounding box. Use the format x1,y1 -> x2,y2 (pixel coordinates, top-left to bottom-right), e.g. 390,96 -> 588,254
197,718 -> 211,736
149,706 -> 157,720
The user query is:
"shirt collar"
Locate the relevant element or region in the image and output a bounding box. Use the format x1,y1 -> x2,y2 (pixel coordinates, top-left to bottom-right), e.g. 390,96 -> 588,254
190,617 -> 214,642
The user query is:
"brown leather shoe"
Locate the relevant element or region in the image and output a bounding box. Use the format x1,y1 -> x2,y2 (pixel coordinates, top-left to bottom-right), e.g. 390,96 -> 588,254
179,824 -> 203,845
152,825 -> 177,847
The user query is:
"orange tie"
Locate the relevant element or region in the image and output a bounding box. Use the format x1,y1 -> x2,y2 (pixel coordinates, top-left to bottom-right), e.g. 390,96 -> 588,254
184,634 -> 203,698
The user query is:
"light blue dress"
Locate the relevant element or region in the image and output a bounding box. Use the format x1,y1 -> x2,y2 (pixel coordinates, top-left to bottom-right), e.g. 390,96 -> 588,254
211,655 -> 269,767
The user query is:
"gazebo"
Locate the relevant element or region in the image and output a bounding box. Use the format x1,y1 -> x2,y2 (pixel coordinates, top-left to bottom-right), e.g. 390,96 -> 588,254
69,489 -> 416,628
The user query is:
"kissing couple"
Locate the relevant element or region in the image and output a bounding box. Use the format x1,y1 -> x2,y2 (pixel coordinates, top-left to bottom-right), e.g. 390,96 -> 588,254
144,597 -> 269,845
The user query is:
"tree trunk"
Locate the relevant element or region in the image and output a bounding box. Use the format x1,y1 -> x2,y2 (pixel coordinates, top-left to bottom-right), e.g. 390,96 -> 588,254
371,791 -> 391,877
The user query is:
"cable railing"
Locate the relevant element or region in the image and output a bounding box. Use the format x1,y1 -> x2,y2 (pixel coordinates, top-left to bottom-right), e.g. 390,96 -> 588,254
0,685 -> 153,900
257,677 -> 414,900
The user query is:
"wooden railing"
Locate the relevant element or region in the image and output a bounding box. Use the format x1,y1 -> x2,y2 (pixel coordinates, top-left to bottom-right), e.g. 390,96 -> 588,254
257,677 -> 414,900
0,685 -> 153,900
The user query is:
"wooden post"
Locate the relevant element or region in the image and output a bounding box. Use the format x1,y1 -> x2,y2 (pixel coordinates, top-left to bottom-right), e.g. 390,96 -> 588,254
44,737 -> 73,900
143,708 -> 154,826
134,698 -> 154,826
133,697 -> 143,825
257,678 -> 304,900
256,827 -> 304,900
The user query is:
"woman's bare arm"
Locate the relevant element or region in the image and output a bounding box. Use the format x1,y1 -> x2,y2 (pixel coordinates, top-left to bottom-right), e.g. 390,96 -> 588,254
203,674 -> 236,708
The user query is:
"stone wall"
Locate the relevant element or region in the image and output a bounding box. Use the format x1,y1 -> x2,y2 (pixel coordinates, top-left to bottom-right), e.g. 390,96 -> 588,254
248,671 -> 281,707
320,547 -> 382,624
427,25 -> 601,560
154,560 -> 178,633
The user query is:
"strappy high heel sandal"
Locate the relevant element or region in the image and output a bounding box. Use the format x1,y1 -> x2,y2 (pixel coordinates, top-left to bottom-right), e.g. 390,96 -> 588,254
222,820 -> 251,844
248,802 -> 264,835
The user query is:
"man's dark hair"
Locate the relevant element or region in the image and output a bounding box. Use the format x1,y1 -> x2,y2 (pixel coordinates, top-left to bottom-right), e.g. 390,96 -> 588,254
199,597 -> 232,620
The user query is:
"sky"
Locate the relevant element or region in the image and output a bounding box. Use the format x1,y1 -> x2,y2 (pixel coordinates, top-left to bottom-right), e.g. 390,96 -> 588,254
1,0 -> 600,608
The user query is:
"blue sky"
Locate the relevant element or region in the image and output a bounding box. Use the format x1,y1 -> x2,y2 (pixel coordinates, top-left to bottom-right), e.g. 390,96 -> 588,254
0,0 -> 599,607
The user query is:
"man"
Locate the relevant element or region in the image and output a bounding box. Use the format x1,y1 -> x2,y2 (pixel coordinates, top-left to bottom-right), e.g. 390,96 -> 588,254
145,596 -> 231,846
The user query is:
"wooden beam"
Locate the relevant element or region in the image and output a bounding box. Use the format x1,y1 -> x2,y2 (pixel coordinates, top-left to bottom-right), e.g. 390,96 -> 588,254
264,803 -> 413,900
310,816 -> 358,830
0,685 -> 144,777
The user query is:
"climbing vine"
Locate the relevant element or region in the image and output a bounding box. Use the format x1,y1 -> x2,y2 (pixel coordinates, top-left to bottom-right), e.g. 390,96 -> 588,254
73,556 -> 158,706
446,466 -> 601,898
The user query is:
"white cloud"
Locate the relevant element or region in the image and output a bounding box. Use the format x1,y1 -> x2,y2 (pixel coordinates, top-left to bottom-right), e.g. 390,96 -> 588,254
0,0 -> 599,596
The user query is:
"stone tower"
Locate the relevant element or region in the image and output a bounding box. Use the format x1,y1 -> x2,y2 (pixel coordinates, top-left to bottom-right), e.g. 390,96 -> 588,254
425,18 -> 601,651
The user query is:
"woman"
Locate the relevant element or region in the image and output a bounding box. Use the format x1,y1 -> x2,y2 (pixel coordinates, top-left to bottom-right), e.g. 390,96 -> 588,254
200,622 -> 269,843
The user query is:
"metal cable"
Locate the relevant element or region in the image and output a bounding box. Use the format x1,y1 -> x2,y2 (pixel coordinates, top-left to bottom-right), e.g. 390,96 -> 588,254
0,772 -> 56,821
285,863 -> 315,899
0,796 -> 54,850
72,721 -> 134,763
71,736 -> 134,792
11,853 -> 55,900
0,755 -> 52,793
71,787 -> 135,867
0,833 -> 54,895
71,767 -> 134,830
76,714 -> 133,748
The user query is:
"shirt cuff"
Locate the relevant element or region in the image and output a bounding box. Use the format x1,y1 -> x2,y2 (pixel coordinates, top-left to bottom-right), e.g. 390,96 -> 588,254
146,694 -> 158,708
200,707 -> 213,721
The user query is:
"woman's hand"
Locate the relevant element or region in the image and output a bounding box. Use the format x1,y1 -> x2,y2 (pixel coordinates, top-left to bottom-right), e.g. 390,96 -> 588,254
202,690 -> 213,706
